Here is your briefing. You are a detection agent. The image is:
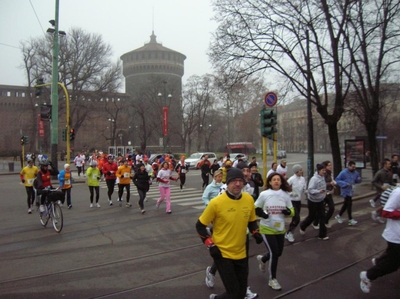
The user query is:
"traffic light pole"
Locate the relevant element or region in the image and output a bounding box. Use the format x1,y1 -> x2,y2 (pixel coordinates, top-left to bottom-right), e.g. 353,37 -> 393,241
34,81 -> 70,163
50,0 -> 60,172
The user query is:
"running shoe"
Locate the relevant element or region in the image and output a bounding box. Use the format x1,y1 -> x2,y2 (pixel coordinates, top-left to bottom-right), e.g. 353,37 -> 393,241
28,208 -> 32,214
285,232 -> 295,243
335,214 -> 343,223
126,203 -> 132,208
312,224 -> 319,230
268,278 -> 282,290
96,203 -> 101,208
325,222 -> 331,228
108,200 -> 113,206
372,258 -> 377,266
156,202 -> 160,209
257,255 -> 266,272
348,219 -> 358,226
299,228 -> 306,235
376,216 -> 385,224
369,199 -> 376,208
68,205 -> 72,209
360,271 -> 371,293
371,211 -> 378,221
318,236 -> 329,241
166,210 -> 172,214
209,295 -> 217,299
141,209 -> 145,214
90,203 -> 93,208
205,266 -> 215,288
245,286 -> 258,299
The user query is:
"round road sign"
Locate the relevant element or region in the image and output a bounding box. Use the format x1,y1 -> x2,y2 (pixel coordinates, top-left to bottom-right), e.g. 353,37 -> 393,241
264,92 -> 278,107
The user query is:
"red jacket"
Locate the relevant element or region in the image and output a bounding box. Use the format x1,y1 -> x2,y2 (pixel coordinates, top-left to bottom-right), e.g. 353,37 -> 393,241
102,162 -> 118,180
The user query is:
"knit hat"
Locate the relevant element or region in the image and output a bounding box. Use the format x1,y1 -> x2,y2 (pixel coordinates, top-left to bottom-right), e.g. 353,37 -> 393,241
292,164 -> 302,174
226,167 -> 245,184
236,161 -> 249,170
64,164 -> 70,169
316,163 -> 326,171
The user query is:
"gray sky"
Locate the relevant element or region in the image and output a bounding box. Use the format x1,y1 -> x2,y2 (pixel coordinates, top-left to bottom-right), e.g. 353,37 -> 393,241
0,0 -> 216,90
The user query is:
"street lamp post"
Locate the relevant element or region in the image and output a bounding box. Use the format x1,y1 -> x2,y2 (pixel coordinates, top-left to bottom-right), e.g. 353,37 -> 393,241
158,82 -> 172,152
108,118 -> 115,146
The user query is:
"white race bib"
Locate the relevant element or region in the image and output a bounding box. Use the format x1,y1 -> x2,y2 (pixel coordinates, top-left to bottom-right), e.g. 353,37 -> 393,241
181,169 -> 186,174
92,174 -> 98,180
123,172 -> 130,178
270,215 -> 284,231
27,178 -> 34,184
65,179 -> 71,185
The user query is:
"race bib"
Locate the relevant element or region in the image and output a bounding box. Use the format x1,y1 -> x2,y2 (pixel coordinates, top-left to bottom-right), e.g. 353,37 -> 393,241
65,179 -> 71,185
27,178 -> 34,184
270,215 -> 284,231
123,172 -> 130,178
181,169 -> 186,174
92,174 -> 98,180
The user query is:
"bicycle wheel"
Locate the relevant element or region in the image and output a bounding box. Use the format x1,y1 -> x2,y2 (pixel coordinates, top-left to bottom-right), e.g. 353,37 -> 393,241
51,203 -> 63,233
39,207 -> 50,227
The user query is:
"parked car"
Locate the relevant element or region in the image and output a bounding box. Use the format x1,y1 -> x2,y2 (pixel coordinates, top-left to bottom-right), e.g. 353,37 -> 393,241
230,153 -> 248,162
185,152 -> 217,169
277,150 -> 287,159
148,154 -> 176,164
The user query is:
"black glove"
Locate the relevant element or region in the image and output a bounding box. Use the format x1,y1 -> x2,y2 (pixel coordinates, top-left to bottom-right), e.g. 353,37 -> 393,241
209,245 -> 223,259
255,207 -> 269,219
21,179 -> 25,183
97,177 -> 100,180
282,207 -> 291,215
253,232 -> 263,244
106,171 -> 111,176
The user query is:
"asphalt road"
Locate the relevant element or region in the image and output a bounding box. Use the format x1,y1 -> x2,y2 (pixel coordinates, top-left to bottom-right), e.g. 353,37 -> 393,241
1,153 -> 399,299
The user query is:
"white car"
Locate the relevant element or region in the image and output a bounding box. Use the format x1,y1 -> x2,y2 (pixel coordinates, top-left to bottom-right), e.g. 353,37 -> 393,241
230,153 -> 248,162
185,152 -> 217,169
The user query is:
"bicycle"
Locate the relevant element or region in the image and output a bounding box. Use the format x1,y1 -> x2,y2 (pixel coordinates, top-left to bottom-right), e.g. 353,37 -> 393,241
38,189 -> 64,233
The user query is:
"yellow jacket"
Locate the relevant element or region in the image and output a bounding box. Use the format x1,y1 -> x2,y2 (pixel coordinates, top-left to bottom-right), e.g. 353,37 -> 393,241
116,165 -> 132,184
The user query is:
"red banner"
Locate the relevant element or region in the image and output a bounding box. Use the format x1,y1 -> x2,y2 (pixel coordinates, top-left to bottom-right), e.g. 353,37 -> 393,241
163,106 -> 168,136
38,114 -> 44,137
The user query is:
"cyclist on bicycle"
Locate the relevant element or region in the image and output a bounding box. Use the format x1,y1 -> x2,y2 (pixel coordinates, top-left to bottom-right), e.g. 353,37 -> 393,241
35,155 -> 59,212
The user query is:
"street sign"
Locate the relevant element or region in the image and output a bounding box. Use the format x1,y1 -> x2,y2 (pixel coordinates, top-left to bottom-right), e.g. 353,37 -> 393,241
264,92 -> 278,107
376,136 -> 387,139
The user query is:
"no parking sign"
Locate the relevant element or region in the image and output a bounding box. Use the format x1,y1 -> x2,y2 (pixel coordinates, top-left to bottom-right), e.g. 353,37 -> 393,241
264,92 -> 277,107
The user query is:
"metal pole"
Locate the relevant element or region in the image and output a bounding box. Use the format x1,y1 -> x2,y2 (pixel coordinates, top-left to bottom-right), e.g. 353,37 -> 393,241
163,81 -> 167,152
50,0 -> 60,167
58,83 -> 70,163
306,29 -> 314,182
227,101 -> 230,151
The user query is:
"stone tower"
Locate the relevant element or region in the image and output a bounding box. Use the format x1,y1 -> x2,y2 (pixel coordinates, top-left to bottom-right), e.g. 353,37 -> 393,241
120,32 -> 186,152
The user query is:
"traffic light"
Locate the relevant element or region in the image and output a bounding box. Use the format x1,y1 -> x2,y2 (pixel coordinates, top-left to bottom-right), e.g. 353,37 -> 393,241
24,136 -> 29,144
62,129 -> 66,141
260,108 -> 277,139
35,78 -> 44,97
40,104 -> 52,121
70,128 -> 75,141
20,135 -> 25,145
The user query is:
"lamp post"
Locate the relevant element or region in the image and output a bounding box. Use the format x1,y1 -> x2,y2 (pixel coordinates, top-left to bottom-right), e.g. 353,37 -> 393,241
158,81 -> 172,152
306,29 -> 314,182
225,103 -> 233,152
108,118 -> 115,146
47,0 -> 66,169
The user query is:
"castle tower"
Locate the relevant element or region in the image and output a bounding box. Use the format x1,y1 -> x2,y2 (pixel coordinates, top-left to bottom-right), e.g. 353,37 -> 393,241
120,32 -> 186,151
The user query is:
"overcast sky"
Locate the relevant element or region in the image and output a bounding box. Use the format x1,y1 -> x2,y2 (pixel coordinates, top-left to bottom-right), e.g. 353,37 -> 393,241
0,0 -> 216,90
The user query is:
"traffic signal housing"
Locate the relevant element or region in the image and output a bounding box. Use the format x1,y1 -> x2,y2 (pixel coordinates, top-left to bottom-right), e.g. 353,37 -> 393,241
40,104 -> 52,121
62,129 -> 66,141
35,78 -> 44,97
20,135 -> 25,145
70,128 -> 75,141
260,108 -> 277,139
24,135 -> 29,144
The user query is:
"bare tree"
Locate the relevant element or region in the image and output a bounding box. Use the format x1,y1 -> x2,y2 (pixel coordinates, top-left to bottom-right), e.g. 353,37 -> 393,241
343,1 -> 400,173
20,27 -> 123,145
209,0 -> 360,176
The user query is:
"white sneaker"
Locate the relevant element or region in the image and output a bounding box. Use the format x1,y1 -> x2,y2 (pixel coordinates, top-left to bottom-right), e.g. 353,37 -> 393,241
39,205 -> 45,212
90,203 -> 93,208
369,199 -> 376,208
96,203 -> 101,208
285,232 -> 295,243
325,222 -> 331,228
205,266 -> 215,288
371,210 -> 378,221
28,208 -> 32,214
312,224 -> 319,230
335,214 -> 343,223
209,295 -> 217,299
109,200 -> 113,206
144,197 -> 148,202
245,286 -> 258,299
268,278 -> 282,290
348,219 -> 358,226
299,228 -> 306,235
360,271 -> 371,293
257,255 -> 266,272
372,258 -> 377,266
